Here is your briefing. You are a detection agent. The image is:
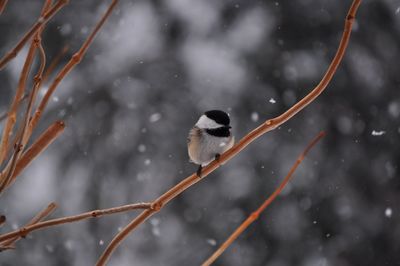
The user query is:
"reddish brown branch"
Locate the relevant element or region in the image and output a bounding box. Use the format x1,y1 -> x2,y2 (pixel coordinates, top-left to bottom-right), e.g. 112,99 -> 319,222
0,0 -> 68,70
0,143 -> 21,194
0,0 -> 8,15
0,0 -> 119,251
0,202 -> 57,250
30,0 -> 119,131
0,0 -> 52,164
0,44 -> 60,122
0,0 -> 52,194
96,1 -> 362,265
0,43 -> 37,165
42,44 -> 69,83
271,0 -> 361,127
0,202 -> 151,242
202,132 -> 326,266
1,0 -> 116,192
3,120 -> 65,188
20,0 -> 52,147
21,44 -> 47,145
0,95 -> 28,123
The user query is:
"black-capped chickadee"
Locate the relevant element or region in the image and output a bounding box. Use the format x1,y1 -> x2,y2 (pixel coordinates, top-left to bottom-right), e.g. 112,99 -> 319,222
188,110 -> 234,177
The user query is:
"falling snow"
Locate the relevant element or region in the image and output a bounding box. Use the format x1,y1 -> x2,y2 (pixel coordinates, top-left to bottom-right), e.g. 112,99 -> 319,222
385,208 -> 392,218
206,238 -> 217,246
67,97 -> 74,105
371,130 -> 386,136
45,244 -> 54,253
152,227 -> 160,237
138,144 -> 146,152
81,26 -> 89,34
149,113 -> 162,123
150,218 -> 161,237
251,112 -> 259,122
1,1 -> 398,266
64,240 -> 73,250
59,23 -> 72,35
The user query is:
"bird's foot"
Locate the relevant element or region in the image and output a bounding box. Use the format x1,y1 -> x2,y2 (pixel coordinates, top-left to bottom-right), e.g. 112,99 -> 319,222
196,165 -> 203,178
215,153 -> 221,161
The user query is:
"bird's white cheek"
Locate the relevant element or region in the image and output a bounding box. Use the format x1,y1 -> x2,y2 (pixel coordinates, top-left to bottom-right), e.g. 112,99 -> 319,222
196,115 -> 221,129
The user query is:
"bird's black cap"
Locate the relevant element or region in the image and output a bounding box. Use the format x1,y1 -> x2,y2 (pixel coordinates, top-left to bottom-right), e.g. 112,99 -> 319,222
204,110 -> 230,126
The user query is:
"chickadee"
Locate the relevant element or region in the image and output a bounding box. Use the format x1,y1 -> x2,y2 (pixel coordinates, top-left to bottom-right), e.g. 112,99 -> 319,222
188,110 -> 234,177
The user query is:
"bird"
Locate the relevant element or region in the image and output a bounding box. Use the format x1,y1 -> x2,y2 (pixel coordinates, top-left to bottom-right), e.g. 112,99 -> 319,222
187,110 -> 234,177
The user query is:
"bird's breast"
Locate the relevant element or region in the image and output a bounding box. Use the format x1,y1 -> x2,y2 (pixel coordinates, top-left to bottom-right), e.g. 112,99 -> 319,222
188,127 -> 234,166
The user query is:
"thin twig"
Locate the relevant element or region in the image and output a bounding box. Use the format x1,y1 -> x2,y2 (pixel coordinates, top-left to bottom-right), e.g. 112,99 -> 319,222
3,120 -> 65,188
0,0 -> 51,194
0,202 -> 57,250
0,202 -> 151,242
0,0 -> 52,165
0,143 -> 22,194
202,132 -> 326,266
0,121 -> 64,190
0,43 -> 37,165
96,1 -> 362,265
0,95 -> 29,123
0,0 -> 8,15
42,44 -> 69,83
30,0 -> 119,132
21,0 -> 52,147
21,43 -> 47,146
0,0 -> 68,70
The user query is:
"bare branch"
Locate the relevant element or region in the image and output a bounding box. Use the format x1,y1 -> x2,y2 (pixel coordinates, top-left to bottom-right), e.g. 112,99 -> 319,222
0,0 -> 8,15
30,0 -> 119,132
42,44 -> 69,83
0,0 -> 52,194
202,132 -> 326,266
0,0 -> 68,70
20,0 -> 53,147
2,120 -> 66,188
0,95 -> 28,123
0,43 -> 37,165
0,202 -> 57,250
0,202 -> 151,243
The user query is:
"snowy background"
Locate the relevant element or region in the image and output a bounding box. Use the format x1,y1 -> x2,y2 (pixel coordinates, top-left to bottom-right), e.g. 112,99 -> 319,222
1,0 -> 399,265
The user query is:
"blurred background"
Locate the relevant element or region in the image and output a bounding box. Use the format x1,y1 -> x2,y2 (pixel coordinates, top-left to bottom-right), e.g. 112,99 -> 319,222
0,0 -> 399,265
